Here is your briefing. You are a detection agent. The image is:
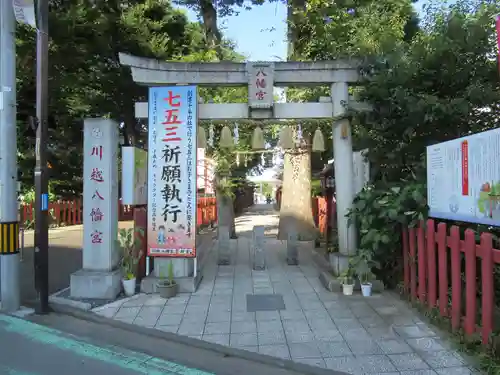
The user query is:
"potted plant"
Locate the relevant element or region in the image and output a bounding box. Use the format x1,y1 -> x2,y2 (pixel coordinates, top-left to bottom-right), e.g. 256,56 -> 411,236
338,264 -> 355,296
118,227 -> 144,297
352,251 -> 379,297
156,261 -> 178,298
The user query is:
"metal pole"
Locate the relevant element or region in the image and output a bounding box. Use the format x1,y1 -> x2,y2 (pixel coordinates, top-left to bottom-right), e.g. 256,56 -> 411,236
33,0 -> 50,314
0,0 -> 21,312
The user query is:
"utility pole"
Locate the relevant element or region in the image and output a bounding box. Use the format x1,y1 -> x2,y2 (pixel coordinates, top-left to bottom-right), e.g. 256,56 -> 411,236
33,0 -> 50,314
0,0 -> 21,312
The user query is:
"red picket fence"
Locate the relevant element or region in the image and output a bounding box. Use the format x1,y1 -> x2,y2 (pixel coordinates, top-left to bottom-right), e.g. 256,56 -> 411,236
20,197 -> 217,229
402,219 -> 497,345
20,199 -> 133,227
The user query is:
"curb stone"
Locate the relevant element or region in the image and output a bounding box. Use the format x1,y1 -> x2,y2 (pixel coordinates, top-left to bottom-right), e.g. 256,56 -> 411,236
48,301 -> 348,375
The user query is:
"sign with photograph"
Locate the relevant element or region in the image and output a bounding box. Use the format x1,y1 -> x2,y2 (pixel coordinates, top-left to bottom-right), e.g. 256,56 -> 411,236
427,128 -> 500,226
147,86 -> 198,257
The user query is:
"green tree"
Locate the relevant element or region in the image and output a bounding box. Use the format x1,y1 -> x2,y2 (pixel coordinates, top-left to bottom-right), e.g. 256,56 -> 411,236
16,0 -> 207,197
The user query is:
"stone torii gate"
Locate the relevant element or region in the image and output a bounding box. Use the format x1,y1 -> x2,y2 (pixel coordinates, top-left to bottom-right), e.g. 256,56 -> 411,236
119,53 -> 369,276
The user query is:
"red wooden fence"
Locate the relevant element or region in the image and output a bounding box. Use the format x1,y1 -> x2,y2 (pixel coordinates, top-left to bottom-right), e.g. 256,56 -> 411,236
402,219 -> 497,345
20,197 -> 217,229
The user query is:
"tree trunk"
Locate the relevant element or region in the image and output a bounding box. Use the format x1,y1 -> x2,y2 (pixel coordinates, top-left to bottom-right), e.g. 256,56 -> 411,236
199,0 -> 224,60
278,146 -> 316,241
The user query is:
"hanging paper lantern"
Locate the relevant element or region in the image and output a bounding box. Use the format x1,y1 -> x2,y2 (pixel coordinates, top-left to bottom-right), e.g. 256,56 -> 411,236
208,122 -> 214,147
236,153 -> 240,166
244,154 -> 248,167
312,128 -> 325,152
252,126 -> 265,150
219,126 -> 233,148
260,153 -> 265,166
279,127 -> 294,149
197,126 -> 207,148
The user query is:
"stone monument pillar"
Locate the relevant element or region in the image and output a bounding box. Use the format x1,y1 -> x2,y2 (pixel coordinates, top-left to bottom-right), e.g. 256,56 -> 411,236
70,118 -> 121,299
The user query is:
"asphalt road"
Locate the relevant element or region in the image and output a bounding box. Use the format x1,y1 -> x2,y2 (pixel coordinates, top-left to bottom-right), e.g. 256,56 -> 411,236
19,222 -> 133,303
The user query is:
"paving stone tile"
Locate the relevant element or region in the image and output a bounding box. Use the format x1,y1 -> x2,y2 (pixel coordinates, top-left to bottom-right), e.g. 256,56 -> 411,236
289,342 -> 322,359
324,355 -> 361,374
204,321 -> 230,335
255,310 -> 281,321
234,345 -> 259,353
367,326 -> 399,339
359,316 -> 387,328
395,325 -> 436,338
155,325 -> 179,333
389,353 -> 430,371
406,337 -> 446,352
202,334 -> 230,345
258,344 -> 290,359
122,294 -> 149,307
162,303 -> 187,314
231,311 -> 255,322
400,371 -> 438,375
167,295 -> 190,304
316,340 -> 352,357
134,307 -> 163,327
308,318 -> 337,331
342,328 -> 372,341
376,338 -> 414,354
257,320 -> 283,333
94,306 -> 119,318
312,329 -> 344,342
282,319 -> 310,333
206,311 -> 231,323
347,339 -> 384,355
258,331 -> 286,345
156,313 -> 184,326
357,354 -> 398,373
419,350 -> 466,368
143,296 -> 168,307
188,296 -> 212,306
294,357 -> 326,368
434,367 -> 477,375
304,310 -> 331,322
177,321 -> 205,336
280,309 -> 306,320
230,333 -> 258,347
231,320 -> 257,334
115,306 -> 141,319
285,330 -> 315,343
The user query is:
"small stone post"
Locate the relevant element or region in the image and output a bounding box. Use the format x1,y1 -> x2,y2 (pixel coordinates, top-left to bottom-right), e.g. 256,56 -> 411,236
217,226 -> 231,265
252,225 -> 266,270
287,228 -> 298,265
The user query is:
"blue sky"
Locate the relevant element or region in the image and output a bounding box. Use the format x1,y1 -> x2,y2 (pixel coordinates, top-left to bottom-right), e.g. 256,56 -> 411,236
179,0 -> 428,62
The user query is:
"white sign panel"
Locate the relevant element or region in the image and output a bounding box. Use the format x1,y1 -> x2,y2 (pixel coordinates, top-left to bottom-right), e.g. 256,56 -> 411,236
247,62 -> 274,109
12,0 -> 36,27
83,119 -> 119,270
147,86 -> 198,257
353,149 -> 370,194
427,128 -> 500,225
122,146 -> 147,205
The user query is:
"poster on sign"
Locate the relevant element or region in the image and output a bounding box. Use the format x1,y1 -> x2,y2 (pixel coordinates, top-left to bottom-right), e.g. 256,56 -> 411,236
427,128 -> 500,226
147,86 -> 198,257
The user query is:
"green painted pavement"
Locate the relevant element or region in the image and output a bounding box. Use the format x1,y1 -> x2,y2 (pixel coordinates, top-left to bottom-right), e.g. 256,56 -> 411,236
0,314 -> 214,375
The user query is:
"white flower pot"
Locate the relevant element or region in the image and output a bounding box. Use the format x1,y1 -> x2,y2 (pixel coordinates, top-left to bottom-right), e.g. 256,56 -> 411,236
122,277 -> 136,297
342,283 -> 354,296
361,283 -> 372,297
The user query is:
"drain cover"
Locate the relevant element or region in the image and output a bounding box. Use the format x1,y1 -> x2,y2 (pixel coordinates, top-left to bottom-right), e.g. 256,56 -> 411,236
246,294 -> 286,312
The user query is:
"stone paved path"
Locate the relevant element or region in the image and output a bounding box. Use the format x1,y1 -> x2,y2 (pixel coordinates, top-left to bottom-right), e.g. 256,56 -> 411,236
93,205 -> 479,375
